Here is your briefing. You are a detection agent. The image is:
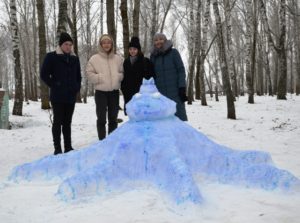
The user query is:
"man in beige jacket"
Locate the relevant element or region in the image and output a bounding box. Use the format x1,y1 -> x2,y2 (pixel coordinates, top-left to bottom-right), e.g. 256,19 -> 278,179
86,34 -> 123,140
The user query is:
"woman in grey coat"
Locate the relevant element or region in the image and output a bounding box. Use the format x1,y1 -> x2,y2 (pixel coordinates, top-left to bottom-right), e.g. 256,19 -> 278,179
150,33 -> 188,121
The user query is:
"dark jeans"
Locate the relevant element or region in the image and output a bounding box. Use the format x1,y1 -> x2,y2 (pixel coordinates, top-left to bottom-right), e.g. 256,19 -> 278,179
51,102 -> 75,151
95,90 -> 119,140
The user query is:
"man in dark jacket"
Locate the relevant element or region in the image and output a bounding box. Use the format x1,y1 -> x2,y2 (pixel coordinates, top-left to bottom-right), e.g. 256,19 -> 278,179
40,32 -> 82,155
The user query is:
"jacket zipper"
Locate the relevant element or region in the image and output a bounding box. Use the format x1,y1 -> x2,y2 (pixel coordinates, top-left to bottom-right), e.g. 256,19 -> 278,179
107,55 -> 113,90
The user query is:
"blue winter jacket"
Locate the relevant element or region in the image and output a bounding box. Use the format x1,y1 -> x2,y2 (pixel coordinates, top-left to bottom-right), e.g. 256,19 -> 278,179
150,42 -> 188,121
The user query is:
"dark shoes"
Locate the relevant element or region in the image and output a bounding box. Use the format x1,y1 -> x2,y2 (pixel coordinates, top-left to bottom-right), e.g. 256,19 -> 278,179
54,146 -> 62,155
64,147 -> 74,153
54,146 -> 74,155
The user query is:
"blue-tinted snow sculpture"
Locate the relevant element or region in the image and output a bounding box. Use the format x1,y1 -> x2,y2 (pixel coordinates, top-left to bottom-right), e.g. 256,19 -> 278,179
9,78 -> 300,204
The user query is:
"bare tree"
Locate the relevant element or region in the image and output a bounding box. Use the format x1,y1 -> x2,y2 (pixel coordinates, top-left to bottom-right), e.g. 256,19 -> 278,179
224,0 -> 238,98
37,0 -> 50,109
187,0 -> 196,104
132,0 -> 140,36
198,0 -> 211,106
213,0 -> 236,119
56,0 -> 68,43
10,0 -> 24,116
260,0 -> 288,99
107,0 -> 116,45
120,0 -> 130,58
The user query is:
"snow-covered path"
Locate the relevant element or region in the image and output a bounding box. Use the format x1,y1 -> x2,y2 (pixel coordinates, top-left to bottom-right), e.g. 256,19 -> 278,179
0,95 -> 299,223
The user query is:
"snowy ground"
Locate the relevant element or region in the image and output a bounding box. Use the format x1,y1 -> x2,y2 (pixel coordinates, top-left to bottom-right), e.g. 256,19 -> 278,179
0,95 -> 299,223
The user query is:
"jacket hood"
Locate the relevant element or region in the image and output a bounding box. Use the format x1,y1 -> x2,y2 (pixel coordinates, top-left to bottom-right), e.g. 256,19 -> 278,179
150,39 -> 173,57
98,34 -> 115,58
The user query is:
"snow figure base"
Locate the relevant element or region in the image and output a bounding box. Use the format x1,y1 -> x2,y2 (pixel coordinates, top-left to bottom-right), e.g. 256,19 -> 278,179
9,78 -> 300,204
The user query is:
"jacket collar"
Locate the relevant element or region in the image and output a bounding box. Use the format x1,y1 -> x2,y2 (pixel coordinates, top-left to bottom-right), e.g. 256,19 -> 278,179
150,40 -> 173,57
55,46 -> 76,56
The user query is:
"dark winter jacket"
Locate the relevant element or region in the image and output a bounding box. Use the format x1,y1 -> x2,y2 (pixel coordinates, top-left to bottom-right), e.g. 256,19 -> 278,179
150,40 -> 188,121
40,47 -> 82,104
121,55 -> 155,106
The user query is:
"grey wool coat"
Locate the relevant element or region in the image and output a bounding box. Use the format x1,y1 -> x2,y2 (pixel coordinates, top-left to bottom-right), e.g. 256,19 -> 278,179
150,40 -> 188,121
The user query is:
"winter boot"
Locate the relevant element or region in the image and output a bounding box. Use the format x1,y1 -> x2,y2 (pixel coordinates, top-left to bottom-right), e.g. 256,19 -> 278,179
54,145 -> 62,155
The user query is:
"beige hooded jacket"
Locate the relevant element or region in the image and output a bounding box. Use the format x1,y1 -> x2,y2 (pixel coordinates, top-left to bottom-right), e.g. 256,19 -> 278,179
86,34 -> 124,91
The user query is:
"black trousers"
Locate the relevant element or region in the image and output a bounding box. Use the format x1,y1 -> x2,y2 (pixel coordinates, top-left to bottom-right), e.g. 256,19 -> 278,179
51,102 -> 75,150
95,90 -> 119,140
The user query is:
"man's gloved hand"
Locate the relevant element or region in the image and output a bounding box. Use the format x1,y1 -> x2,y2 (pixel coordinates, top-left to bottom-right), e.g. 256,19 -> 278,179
178,87 -> 188,102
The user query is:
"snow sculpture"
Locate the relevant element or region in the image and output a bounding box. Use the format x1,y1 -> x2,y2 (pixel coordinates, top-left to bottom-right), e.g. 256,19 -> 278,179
9,78 -> 300,204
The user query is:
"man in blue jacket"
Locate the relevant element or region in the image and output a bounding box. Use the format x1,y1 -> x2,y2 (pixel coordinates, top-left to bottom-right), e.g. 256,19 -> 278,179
41,32 -> 82,155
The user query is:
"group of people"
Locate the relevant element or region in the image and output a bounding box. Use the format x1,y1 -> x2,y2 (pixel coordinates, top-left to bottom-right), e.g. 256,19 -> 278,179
41,32 -> 188,155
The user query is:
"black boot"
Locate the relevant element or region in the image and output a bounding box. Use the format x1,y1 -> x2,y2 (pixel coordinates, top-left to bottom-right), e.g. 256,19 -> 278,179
54,145 -> 62,155
64,147 -> 74,153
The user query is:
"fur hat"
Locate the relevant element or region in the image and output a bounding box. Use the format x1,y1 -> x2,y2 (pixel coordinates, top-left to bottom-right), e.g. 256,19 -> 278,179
153,33 -> 167,42
129,37 -> 141,50
59,32 -> 73,46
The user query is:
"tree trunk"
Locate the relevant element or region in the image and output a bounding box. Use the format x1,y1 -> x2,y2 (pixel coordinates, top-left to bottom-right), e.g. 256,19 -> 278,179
245,0 -> 257,104
69,0 -> 82,103
37,0 -> 50,109
107,0 -> 116,46
31,0 -> 38,101
199,0 -> 210,106
259,0 -> 287,99
132,0 -> 140,36
10,0 -> 23,116
56,0 -> 68,44
289,44 -> 294,94
213,0 -> 236,119
264,43 -> 273,96
224,0 -> 238,98
195,57 -> 201,99
100,0 -> 104,35
120,0 -> 130,58
276,0 -> 287,100
150,0 -> 158,38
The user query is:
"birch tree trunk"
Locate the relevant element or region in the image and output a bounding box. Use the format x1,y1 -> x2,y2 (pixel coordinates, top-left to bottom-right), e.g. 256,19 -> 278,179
245,0 -> 257,104
56,0 -> 68,43
187,0 -> 195,104
259,0 -> 287,99
213,0 -> 236,119
199,0 -> 210,106
31,0 -> 38,101
194,0 -> 201,101
10,0 -> 23,116
224,0 -> 238,98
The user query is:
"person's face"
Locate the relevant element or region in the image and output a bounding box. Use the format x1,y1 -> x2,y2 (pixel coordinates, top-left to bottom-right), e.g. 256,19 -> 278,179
129,47 -> 138,57
154,37 -> 165,49
60,41 -> 73,54
101,39 -> 113,52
